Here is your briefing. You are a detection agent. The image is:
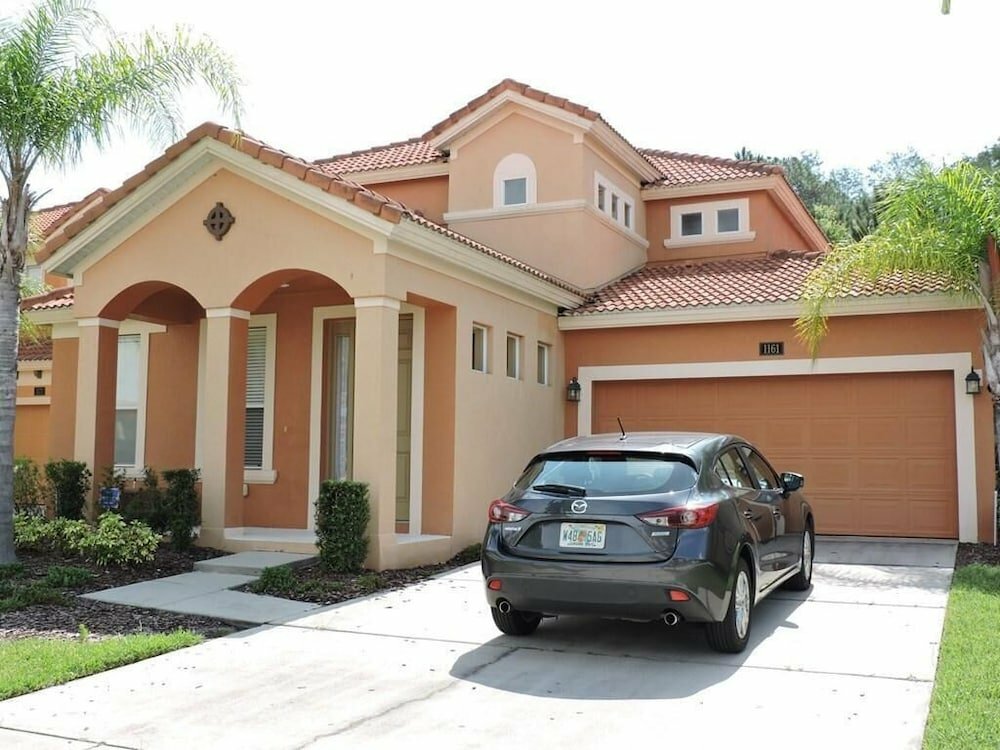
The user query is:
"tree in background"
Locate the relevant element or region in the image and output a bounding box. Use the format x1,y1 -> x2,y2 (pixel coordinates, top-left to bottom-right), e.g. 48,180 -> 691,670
796,162 -> 1000,468
0,0 -> 243,564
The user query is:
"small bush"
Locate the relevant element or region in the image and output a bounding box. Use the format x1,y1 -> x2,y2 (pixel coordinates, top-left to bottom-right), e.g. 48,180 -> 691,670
0,582 -> 66,613
315,480 -> 370,573
45,460 -> 92,520
13,458 -> 49,514
44,566 -> 93,588
161,469 -> 200,552
78,514 -> 161,567
0,563 -> 25,581
356,572 -> 384,594
253,566 -> 296,593
120,468 -> 169,533
452,543 -> 483,565
46,518 -> 91,556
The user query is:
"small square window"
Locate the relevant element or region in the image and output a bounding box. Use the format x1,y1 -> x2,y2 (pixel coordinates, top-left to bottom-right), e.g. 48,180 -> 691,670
506,334 -> 521,379
503,178 -> 527,206
681,212 -> 703,236
623,202 -> 632,229
611,194 -> 619,220
597,184 -> 606,212
536,343 -> 550,386
718,207 -> 740,233
472,325 -> 488,372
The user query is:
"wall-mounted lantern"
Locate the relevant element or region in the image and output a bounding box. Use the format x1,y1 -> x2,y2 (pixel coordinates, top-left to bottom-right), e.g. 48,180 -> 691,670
567,376 -> 582,402
965,368 -> 982,395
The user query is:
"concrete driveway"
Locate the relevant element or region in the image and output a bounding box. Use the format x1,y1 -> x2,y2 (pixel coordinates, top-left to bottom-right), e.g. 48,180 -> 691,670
0,538 -> 955,750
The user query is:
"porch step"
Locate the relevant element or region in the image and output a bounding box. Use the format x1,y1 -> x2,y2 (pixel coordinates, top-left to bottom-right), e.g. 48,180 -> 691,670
194,551 -> 317,576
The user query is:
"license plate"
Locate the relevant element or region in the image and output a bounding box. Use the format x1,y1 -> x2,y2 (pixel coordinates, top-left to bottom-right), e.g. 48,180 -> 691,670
559,523 -> 606,549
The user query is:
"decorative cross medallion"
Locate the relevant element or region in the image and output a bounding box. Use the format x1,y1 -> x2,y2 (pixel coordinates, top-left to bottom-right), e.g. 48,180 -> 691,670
203,202 -> 235,241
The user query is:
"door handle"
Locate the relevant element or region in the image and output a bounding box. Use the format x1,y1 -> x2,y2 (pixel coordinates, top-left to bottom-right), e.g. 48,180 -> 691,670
743,510 -> 755,519
771,508 -> 782,517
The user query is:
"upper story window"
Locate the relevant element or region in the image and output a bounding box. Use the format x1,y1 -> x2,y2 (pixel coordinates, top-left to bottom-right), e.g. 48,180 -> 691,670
493,153 -> 537,208
594,172 -> 635,230
472,324 -> 489,373
666,198 -> 755,247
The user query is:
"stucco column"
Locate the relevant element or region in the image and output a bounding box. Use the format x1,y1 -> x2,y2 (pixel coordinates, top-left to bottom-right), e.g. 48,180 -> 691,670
199,308 -> 249,547
74,318 -> 119,517
352,296 -> 400,570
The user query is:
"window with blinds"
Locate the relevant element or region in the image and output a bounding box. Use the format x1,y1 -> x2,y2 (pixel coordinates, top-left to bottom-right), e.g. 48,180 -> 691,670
245,326 -> 267,469
115,334 -> 141,466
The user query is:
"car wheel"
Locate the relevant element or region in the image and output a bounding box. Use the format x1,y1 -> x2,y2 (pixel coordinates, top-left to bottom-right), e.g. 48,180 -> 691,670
490,606 -> 541,636
784,524 -> 814,591
705,558 -> 752,653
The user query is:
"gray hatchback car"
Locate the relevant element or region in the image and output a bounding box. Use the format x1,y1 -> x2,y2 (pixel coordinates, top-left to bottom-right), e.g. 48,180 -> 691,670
481,432 -> 815,653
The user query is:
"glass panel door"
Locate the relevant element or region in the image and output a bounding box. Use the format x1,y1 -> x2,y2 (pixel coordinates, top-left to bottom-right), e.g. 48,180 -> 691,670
322,318 -> 355,482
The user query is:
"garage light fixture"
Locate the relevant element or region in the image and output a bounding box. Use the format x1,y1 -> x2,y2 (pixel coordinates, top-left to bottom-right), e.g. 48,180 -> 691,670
567,377 -> 582,402
965,368 -> 982,395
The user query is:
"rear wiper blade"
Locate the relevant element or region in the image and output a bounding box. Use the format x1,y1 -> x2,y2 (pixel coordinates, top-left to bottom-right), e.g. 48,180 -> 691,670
531,483 -> 586,497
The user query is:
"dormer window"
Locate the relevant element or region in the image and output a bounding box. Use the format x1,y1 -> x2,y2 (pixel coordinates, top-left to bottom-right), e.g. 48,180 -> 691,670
493,154 -> 536,208
594,172 -> 635,231
666,198 -> 755,247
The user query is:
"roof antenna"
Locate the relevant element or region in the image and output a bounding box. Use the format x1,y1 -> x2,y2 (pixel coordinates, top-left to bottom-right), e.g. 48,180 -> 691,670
617,417 -> 627,441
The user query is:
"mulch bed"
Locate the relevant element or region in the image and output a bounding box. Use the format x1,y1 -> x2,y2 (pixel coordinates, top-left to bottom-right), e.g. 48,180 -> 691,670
1,544 -> 235,641
956,542 -> 1000,569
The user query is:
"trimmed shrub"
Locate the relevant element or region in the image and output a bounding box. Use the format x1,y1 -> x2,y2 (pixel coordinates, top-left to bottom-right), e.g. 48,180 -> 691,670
161,469 -> 200,551
121,468 -> 169,533
45,565 -> 93,588
45,460 -> 92,520
77,513 -> 161,567
13,458 -> 48,514
315,480 -> 370,573
253,565 -> 296,593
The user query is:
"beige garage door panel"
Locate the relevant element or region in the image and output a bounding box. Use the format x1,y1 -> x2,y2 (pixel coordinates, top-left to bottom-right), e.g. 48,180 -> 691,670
592,372 -> 957,539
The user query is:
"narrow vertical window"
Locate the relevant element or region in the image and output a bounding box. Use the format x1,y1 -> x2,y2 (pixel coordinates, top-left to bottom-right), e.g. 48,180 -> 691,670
472,324 -> 488,373
597,184 -> 607,211
623,202 -> 632,229
506,334 -> 522,379
611,193 -> 619,221
245,326 -> 267,469
536,342 -> 550,386
114,334 -> 141,466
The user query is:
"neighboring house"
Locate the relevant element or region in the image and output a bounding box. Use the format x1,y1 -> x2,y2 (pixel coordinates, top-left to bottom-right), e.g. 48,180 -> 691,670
21,79 -> 996,568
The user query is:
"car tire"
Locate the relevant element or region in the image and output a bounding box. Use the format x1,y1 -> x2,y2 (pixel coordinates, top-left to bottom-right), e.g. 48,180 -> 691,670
705,558 -> 753,653
490,606 -> 541,636
784,524 -> 814,592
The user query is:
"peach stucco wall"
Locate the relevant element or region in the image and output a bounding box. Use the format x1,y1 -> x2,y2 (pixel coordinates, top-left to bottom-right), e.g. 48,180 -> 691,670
646,190 -> 813,264
48,337 -> 78,460
14,405 -> 49,465
144,324 -> 199,471
366,176 -> 449,225
563,309 -> 995,542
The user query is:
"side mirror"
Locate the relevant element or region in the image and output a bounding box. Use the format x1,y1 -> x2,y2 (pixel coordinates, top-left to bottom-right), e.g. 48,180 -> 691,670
781,472 -> 804,495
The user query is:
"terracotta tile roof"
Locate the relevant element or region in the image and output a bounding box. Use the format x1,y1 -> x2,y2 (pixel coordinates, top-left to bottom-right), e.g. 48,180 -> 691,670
315,139 -> 444,175
18,336 -> 52,361
640,150 -> 782,187
31,189 -> 108,239
36,124 -> 576,296
566,251 -> 953,316
20,286 -> 74,312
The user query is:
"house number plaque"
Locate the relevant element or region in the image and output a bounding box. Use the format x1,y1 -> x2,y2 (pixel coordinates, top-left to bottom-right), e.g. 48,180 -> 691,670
759,341 -> 784,356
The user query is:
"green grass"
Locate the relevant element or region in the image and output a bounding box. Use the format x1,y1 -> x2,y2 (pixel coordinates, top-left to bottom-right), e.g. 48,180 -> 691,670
924,564 -> 1000,749
0,630 -> 203,700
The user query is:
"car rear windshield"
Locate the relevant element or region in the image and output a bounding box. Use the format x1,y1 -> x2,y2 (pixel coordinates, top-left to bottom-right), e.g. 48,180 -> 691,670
514,452 -> 697,497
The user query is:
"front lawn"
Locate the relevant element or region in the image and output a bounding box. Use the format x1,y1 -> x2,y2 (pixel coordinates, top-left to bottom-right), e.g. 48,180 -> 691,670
0,630 -> 203,700
923,563 -> 1000,749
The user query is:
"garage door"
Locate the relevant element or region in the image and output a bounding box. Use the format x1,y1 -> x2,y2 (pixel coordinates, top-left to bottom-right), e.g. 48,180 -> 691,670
592,372 -> 957,538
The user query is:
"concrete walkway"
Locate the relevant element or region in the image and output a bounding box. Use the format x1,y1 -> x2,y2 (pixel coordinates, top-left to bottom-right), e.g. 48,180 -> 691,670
0,539 -> 956,749
82,551 -> 319,625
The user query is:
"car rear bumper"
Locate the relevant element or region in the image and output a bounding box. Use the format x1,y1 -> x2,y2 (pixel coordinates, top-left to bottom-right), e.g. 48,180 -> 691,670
482,535 -> 732,623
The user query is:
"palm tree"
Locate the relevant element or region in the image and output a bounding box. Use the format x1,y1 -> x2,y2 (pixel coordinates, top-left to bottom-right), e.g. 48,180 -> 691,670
0,0 -> 242,564
796,162 -> 1000,466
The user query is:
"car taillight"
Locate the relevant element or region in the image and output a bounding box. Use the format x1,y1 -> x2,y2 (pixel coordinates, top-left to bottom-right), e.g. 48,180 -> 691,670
488,499 -> 530,523
637,504 -> 719,529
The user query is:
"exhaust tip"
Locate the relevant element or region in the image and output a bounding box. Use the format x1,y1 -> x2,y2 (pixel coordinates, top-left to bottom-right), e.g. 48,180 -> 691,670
497,599 -> 512,614
662,610 -> 681,627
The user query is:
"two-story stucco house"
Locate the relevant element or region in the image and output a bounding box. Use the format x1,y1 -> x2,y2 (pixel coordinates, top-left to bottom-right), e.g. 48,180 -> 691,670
21,79 -> 996,568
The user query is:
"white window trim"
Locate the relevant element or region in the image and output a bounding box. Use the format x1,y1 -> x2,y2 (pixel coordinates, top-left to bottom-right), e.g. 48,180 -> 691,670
472,323 -> 490,374
574,353 -> 981,543
536,342 -> 551,386
113,320 -> 165,477
493,153 -> 537,208
506,333 -> 522,380
245,314 -> 277,483
666,198 -> 755,248
594,171 -> 636,230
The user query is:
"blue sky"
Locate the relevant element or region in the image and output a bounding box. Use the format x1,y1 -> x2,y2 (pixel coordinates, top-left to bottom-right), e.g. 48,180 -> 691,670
2,0 -> 996,206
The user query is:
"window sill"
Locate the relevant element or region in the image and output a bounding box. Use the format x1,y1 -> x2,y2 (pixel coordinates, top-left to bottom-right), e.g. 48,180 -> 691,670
244,469 -> 278,485
664,231 -> 756,249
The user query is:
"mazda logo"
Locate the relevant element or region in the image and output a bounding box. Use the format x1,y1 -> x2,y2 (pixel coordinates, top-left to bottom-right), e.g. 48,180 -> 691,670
570,500 -> 588,514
